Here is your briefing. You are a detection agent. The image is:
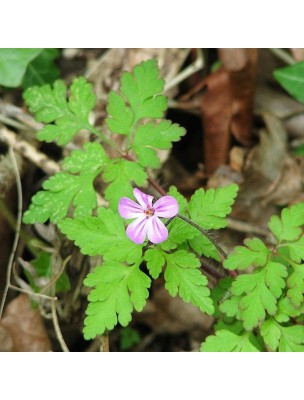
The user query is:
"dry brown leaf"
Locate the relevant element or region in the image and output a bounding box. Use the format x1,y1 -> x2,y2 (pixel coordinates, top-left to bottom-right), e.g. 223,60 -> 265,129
290,48 -> 304,62
0,294 -> 52,352
202,67 -> 232,175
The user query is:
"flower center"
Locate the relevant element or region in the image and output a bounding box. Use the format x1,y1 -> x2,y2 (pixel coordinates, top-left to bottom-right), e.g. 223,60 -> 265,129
144,206 -> 155,219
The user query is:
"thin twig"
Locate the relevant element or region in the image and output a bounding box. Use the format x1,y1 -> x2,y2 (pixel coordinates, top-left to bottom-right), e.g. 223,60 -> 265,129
269,48 -> 295,65
8,285 -> 57,301
50,259 -> 70,352
164,49 -> 204,92
0,147 -> 23,319
51,296 -> 69,352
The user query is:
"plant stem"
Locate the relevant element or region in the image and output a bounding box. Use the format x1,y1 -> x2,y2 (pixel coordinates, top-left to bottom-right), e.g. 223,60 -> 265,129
176,214 -> 228,260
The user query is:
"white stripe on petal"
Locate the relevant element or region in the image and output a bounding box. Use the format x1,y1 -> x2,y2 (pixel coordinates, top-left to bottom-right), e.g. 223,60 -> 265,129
133,188 -> 154,209
147,216 -> 168,244
118,197 -> 144,219
126,216 -> 148,244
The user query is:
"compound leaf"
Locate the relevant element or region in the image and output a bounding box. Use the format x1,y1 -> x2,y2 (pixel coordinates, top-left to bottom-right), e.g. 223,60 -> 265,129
201,330 -> 260,352
224,238 -> 270,271
103,158 -> 147,210
268,203 -> 304,242
188,184 -> 238,229
223,261 -> 287,330
164,250 -> 214,315
261,319 -> 304,352
83,262 -> 151,339
132,121 -> 186,168
58,207 -> 142,264
23,143 -> 107,224
24,77 -> 96,145
287,264 -> 304,307
144,247 -> 166,279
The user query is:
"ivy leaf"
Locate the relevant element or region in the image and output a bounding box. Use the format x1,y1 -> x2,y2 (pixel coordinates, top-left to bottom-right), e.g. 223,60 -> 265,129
58,208 -> 142,264
22,48 -> 60,89
274,61 -> 304,103
83,262 -> 151,339
188,184 -> 239,229
23,77 -> 96,145
23,143 -> 107,224
200,330 -> 260,352
224,238 -> 270,270
287,264 -> 304,307
131,121 -> 186,168
103,159 -> 147,210
164,250 -> 214,315
0,48 -> 42,87
261,319 -> 304,352
144,247 -> 165,279
268,203 -> 304,242
121,59 -> 167,120
224,261 -> 288,330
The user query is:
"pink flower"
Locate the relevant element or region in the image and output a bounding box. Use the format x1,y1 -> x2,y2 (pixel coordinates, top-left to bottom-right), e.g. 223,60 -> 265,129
118,188 -> 179,244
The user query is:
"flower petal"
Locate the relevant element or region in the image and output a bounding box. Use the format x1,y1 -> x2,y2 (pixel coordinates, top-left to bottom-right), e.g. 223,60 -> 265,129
133,188 -> 154,209
126,216 -> 148,244
118,197 -> 144,219
147,216 -> 168,244
153,196 -> 179,218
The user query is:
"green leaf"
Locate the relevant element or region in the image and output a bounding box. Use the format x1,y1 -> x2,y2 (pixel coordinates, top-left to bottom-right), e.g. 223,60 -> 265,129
189,234 -> 221,261
22,252 -> 70,294
83,262 -> 151,339
224,261 -> 287,329
62,142 -> 108,174
121,59 -> 167,120
275,297 -> 303,323
268,203 -> 304,242
144,247 -> 166,279
23,143 -> 107,224
120,327 -> 141,351
22,49 -> 60,89
201,330 -> 260,352
287,263 -> 304,307
282,235 -> 304,263
0,48 -> 42,87
58,207 -> 142,264
274,61 -> 304,103
103,159 -> 147,210
224,238 -> 270,271
164,250 -> 214,315
188,184 -> 239,229
23,77 -> 96,145
260,319 -> 281,351
211,277 -> 233,318
163,218 -> 198,250
106,59 -> 167,137
131,121 -> 186,168
106,92 -> 133,135
261,319 -> 304,352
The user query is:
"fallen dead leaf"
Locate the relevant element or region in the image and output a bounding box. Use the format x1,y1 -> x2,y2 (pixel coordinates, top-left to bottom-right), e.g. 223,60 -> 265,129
0,294 -> 52,352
